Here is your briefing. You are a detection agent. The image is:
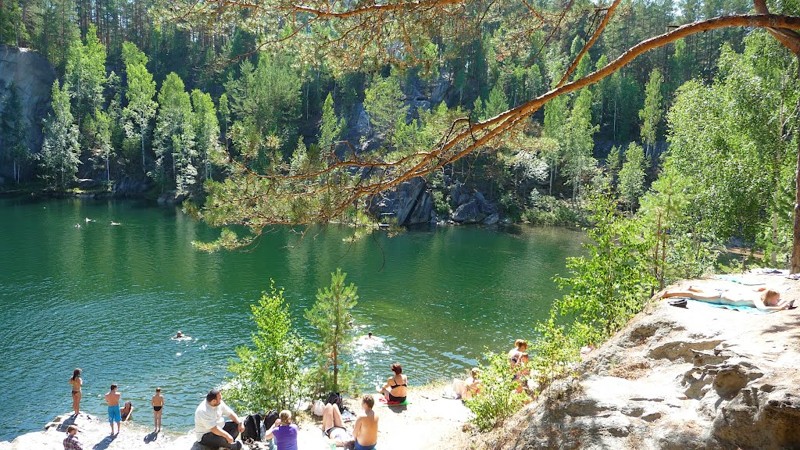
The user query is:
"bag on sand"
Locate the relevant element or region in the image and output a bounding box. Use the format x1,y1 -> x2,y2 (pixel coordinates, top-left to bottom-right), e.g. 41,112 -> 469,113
325,392 -> 344,412
312,399 -> 325,417
242,413 -> 263,442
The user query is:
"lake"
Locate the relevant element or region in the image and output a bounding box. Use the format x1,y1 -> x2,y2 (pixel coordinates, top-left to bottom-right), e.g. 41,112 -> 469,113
0,196 -> 583,440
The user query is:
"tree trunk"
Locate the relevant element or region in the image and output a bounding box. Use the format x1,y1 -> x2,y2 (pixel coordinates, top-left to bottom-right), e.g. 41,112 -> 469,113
791,57 -> 800,273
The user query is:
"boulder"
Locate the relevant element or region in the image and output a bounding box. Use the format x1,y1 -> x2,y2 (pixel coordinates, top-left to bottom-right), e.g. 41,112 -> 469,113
452,199 -> 485,223
474,275 -> 800,450
368,177 -> 433,226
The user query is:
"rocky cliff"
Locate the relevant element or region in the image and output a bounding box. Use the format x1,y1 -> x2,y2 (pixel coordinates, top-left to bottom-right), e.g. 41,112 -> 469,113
0,46 -> 55,179
477,272 -> 800,450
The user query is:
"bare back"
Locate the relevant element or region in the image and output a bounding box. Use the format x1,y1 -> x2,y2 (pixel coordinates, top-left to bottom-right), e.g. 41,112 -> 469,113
353,410 -> 379,446
151,393 -> 164,407
105,390 -> 121,406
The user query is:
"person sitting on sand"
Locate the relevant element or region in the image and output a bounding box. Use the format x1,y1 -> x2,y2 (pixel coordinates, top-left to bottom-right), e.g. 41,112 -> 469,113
321,402 -> 353,447
464,368 -> 481,400
379,363 -> 408,403
120,401 -> 133,422
661,285 -> 794,311
353,395 -> 379,450
63,424 -> 83,450
264,410 -> 298,450
508,339 -> 528,366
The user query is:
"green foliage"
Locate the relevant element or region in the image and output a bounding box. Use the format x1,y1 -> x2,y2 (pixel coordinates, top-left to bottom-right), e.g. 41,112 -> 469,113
562,88 -> 598,201
152,72 -> 196,193
122,42 -> 157,175
617,143 -> 647,211
639,69 -> 663,154
363,71 -> 407,140
0,1 -> 26,46
225,54 -> 302,161
464,352 -> 529,431
319,93 -> 343,152
226,281 -> 309,412
554,193 -> 655,346
191,89 -> 221,181
39,81 -> 80,189
0,83 -> 29,183
65,25 -> 107,131
304,268 -> 359,395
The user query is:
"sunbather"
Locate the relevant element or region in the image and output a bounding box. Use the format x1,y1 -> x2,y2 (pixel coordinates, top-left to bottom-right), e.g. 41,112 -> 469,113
321,403 -> 353,447
661,284 -> 793,311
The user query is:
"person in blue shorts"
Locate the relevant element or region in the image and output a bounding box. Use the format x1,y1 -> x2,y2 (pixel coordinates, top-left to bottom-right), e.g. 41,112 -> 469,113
104,384 -> 122,435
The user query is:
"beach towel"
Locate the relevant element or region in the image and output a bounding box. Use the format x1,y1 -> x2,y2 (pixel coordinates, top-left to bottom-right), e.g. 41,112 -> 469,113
378,397 -> 409,406
685,299 -> 776,314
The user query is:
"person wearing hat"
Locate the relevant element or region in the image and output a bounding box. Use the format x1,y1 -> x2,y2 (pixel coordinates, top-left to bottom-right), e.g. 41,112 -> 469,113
63,425 -> 83,450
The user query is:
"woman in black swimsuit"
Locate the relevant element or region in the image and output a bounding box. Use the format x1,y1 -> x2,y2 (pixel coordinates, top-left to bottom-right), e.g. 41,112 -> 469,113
379,363 -> 408,403
69,368 -> 82,416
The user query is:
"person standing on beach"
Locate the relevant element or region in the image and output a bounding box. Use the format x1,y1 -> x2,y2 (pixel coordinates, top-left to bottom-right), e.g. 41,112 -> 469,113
104,384 -> 122,435
151,387 -> 164,432
62,425 -> 83,450
353,395 -> 379,450
69,369 -> 82,416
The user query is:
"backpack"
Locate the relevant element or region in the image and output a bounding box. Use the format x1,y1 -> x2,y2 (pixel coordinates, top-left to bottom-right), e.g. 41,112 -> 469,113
262,409 -> 279,430
242,413 -> 262,442
325,392 -> 344,412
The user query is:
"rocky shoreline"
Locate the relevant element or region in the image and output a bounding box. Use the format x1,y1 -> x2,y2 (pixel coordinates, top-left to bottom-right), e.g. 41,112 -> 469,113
475,271 -> 800,450
0,385 -> 471,450
6,272 -> 799,449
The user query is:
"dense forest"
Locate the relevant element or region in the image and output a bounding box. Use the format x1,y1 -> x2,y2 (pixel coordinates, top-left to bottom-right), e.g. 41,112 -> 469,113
0,1 -> 798,263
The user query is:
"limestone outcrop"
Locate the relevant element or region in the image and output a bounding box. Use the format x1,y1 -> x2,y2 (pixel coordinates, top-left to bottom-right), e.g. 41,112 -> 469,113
477,273 -> 800,450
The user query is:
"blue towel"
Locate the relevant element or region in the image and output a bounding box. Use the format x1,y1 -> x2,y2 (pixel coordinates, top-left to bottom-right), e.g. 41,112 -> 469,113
686,299 -> 774,314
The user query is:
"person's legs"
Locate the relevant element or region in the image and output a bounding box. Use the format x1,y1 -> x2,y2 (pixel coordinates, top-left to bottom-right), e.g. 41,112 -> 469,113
326,403 -> 345,429
223,421 -> 240,440
72,391 -> 81,415
155,408 -> 162,431
199,432 -> 229,448
322,403 -> 335,432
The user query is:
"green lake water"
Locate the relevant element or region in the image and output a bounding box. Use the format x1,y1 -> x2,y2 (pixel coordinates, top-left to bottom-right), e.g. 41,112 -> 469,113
0,196 -> 583,440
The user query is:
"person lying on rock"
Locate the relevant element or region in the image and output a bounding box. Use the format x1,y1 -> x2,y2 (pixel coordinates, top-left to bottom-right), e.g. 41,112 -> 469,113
661,285 -> 794,311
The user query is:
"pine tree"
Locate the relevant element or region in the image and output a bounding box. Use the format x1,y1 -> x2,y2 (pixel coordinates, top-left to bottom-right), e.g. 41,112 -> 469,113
639,69 -> 664,160
304,268 -> 359,395
318,93 -> 343,153
0,84 -> 29,183
618,143 -> 647,212
190,89 -> 220,182
122,42 -> 157,175
39,81 -> 80,189
152,72 -> 195,193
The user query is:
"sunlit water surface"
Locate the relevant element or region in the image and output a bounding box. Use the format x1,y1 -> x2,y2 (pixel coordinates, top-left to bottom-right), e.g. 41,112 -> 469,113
0,197 -> 583,440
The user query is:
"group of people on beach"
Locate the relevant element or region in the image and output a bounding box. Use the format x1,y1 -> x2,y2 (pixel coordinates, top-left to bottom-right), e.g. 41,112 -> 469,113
64,368 -> 164,449
193,362 -> 397,450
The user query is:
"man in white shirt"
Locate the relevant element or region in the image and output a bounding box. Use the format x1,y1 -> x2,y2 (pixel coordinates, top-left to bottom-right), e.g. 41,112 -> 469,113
194,389 -> 245,450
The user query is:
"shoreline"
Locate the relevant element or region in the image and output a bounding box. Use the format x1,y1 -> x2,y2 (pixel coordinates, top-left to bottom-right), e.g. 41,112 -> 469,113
0,385 -> 472,450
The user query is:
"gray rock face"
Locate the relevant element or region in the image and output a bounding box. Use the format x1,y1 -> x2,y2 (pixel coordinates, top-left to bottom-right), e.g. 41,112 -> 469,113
475,275 -> 800,450
0,46 -> 56,177
368,177 -> 433,226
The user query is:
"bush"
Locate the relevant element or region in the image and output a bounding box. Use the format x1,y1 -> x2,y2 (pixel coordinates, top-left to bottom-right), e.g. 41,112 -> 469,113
225,281 -> 309,412
464,353 -> 529,431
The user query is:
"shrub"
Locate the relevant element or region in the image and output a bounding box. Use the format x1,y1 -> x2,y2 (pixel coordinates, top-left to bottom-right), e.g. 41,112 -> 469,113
465,353 -> 529,431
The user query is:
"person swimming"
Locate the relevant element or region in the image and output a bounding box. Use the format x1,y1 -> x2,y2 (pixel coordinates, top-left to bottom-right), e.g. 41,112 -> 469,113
171,330 -> 191,340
